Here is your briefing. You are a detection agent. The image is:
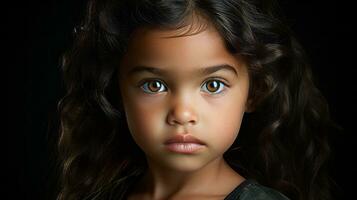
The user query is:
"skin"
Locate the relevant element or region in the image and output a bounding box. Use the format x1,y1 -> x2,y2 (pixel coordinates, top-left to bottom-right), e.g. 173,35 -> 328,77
118,22 -> 250,200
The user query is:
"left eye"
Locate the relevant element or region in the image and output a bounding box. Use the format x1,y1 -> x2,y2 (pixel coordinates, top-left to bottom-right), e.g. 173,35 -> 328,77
201,80 -> 227,94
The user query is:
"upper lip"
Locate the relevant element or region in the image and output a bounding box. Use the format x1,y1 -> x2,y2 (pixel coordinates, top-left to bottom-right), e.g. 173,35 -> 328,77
164,134 -> 206,145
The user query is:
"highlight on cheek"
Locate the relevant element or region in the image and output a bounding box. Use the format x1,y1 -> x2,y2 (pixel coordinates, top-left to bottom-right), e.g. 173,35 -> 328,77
136,78 -> 230,95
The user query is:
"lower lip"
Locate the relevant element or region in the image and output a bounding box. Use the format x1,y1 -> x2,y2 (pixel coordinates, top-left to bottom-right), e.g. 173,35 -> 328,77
165,143 -> 205,154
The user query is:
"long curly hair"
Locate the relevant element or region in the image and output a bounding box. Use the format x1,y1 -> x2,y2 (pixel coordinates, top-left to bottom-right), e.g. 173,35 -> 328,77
56,0 -> 338,199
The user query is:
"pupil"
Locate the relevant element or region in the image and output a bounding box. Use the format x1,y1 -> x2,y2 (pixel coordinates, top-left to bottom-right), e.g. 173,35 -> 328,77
208,81 -> 218,92
149,81 -> 160,91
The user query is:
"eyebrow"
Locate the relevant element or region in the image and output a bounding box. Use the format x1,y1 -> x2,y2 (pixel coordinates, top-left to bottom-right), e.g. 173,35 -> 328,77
127,64 -> 238,77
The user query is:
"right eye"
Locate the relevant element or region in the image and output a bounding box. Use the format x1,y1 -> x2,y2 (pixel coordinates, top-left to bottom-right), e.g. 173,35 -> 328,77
140,80 -> 167,94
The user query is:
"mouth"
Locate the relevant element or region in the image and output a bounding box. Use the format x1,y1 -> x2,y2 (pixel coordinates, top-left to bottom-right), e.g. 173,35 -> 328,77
164,134 -> 206,154
164,134 -> 206,145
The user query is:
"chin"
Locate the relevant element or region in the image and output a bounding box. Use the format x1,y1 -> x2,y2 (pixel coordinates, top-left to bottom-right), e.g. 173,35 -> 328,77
154,155 -> 213,172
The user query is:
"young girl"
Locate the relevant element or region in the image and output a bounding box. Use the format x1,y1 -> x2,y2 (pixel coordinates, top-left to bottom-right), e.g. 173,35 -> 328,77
56,0 -> 336,199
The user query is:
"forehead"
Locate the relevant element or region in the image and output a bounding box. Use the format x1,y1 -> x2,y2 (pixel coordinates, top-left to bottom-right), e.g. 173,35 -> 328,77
120,24 -> 245,75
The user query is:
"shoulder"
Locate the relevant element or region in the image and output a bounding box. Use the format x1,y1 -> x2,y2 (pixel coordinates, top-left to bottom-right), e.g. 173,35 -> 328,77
225,179 -> 290,200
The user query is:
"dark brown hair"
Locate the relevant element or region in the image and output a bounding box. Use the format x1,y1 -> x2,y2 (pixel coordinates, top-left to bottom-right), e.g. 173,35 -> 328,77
57,0 -> 338,199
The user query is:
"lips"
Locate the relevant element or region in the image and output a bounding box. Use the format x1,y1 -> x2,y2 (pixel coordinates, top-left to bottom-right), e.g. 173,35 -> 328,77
164,134 -> 206,154
164,134 -> 206,145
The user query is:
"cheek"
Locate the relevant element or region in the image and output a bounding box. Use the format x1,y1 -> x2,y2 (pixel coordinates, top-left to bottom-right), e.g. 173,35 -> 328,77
204,94 -> 246,149
123,96 -> 164,146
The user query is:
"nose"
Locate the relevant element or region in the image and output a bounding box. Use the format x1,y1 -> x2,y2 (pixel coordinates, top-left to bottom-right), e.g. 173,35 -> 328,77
166,95 -> 198,127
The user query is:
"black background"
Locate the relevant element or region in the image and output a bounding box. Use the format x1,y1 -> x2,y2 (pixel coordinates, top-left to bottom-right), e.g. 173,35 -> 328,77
9,0 -> 355,199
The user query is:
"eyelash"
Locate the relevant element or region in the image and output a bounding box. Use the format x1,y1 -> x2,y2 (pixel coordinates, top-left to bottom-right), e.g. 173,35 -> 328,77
138,78 -> 230,95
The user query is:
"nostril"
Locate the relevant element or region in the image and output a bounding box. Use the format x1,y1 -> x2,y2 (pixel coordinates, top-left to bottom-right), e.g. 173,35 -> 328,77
188,119 -> 197,125
167,118 -> 197,126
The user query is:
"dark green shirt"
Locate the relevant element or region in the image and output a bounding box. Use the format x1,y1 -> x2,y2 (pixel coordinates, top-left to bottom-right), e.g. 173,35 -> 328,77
223,179 -> 290,200
85,172 -> 290,200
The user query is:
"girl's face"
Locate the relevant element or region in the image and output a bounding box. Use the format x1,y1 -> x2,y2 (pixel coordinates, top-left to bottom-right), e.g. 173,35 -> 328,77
119,25 -> 250,172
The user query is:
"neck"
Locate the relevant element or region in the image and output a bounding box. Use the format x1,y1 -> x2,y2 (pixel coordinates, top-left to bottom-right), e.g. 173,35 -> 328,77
133,156 -> 244,199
